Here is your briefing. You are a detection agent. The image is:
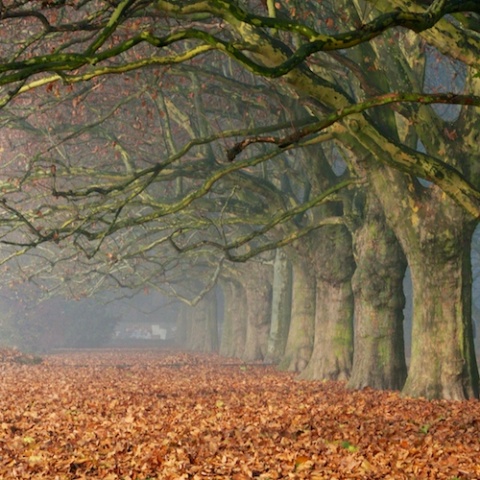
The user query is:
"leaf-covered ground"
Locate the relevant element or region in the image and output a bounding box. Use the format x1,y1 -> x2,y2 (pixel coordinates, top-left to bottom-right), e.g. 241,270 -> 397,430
0,350 -> 479,480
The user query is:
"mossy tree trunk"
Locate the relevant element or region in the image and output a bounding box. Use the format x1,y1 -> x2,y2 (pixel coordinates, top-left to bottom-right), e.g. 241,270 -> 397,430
182,289 -> 219,353
349,189 -> 408,391
359,27 -> 480,398
299,224 -> 355,381
402,215 -> 478,399
372,168 -> 479,399
219,278 -> 247,358
280,246 -> 315,372
242,261 -> 273,362
266,248 -> 292,363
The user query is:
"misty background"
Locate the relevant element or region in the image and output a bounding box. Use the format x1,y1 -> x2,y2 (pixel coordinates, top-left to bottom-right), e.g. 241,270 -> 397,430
1,231 -> 479,358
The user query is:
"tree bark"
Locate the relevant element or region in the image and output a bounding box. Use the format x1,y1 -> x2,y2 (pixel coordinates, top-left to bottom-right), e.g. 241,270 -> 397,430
219,278 -> 247,358
349,189 -> 408,391
242,262 -> 273,362
403,222 -> 478,399
280,248 -> 315,372
266,249 -> 292,363
182,289 -> 219,353
299,224 -> 355,381
372,169 -> 479,399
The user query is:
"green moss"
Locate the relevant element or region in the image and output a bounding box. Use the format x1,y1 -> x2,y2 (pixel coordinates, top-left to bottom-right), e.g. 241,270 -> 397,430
377,339 -> 389,367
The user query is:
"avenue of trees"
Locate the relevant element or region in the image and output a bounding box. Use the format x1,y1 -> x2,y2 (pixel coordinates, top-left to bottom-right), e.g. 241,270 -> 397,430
0,0 -> 479,400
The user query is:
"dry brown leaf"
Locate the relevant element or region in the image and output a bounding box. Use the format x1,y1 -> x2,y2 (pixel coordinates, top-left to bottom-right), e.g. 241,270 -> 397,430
0,350 -> 478,479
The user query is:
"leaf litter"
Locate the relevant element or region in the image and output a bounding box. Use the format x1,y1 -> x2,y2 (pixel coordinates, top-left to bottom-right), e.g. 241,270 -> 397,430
0,349 -> 478,479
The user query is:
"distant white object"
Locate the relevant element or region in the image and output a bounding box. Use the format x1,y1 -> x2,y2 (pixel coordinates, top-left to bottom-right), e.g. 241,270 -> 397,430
152,325 -> 167,340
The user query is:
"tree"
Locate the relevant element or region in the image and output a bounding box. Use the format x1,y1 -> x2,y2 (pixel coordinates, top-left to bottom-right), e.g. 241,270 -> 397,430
349,188 -> 408,390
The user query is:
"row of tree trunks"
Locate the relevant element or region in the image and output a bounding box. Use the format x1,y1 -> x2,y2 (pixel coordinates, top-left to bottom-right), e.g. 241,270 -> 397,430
176,262 -> 274,361
370,166 -> 479,400
174,190 -> 479,399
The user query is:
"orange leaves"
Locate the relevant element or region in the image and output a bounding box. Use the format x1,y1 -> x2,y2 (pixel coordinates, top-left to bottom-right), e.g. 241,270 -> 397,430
0,347 -> 42,365
325,18 -> 335,29
444,127 -> 458,141
0,351 -> 479,479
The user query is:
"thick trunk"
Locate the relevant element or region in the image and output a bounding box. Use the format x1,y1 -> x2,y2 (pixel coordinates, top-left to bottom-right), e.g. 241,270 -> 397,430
349,191 -> 408,391
242,262 -> 272,362
299,225 -> 355,381
372,168 -> 479,399
266,249 -> 292,363
183,290 -> 219,353
280,250 -> 315,372
403,231 -> 479,399
219,279 -> 247,358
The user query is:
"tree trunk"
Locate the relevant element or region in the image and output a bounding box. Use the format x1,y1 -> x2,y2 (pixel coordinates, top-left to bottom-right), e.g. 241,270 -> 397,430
266,249 -> 292,363
371,168 -> 479,399
299,224 -> 355,381
183,290 -> 219,353
349,190 -> 408,391
242,262 -> 273,362
280,249 -> 315,372
403,225 -> 479,399
219,279 -> 247,358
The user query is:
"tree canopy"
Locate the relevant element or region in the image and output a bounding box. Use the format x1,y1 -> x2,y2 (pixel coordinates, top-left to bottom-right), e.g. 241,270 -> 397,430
0,0 -> 479,255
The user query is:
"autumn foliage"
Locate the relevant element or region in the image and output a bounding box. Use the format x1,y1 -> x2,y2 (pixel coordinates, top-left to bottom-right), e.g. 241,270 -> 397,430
0,350 -> 479,479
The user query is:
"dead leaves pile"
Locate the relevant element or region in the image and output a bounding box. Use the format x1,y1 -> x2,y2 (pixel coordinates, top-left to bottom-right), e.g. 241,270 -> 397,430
0,350 -> 479,479
0,348 -> 42,366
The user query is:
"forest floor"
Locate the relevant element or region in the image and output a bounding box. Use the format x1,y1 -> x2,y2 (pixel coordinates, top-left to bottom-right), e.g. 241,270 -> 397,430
0,349 -> 479,480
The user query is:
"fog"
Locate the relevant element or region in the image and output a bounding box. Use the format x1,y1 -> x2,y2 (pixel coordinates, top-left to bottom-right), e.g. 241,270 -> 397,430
1,230 -> 479,358
0,286 -> 179,352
